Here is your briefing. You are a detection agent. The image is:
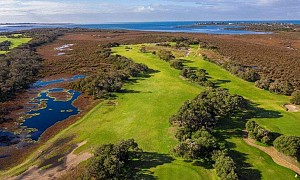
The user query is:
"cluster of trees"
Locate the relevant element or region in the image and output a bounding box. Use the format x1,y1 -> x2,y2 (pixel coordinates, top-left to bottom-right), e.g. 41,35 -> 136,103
255,78 -> 294,95
199,42 -> 218,50
172,37 -> 198,48
180,68 -> 214,87
273,135 -> 300,161
173,128 -> 220,159
70,71 -> 124,99
291,91 -> 300,105
86,139 -> 142,179
246,120 -> 273,144
71,48 -> 148,99
0,40 -> 11,51
170,88 -> 248,131
223,62 -> 260,82
0,29 -> 63,122
170,89 -> 243,179
0,30 -> 62,102
0,49 -> 42,102
157,50 -> 175,61
172,128 -> 238,180
170,89 -> 246,179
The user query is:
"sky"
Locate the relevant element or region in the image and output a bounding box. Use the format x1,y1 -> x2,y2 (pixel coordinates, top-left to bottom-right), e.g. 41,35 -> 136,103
0,0 -> 299,23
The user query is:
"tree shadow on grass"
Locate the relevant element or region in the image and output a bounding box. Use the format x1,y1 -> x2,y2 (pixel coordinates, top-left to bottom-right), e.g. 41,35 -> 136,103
229,150 -> 262,180
214,99 -> 284,179
214,79 -> 231,88
130,152 -> 175,179
192,158 -> 214,169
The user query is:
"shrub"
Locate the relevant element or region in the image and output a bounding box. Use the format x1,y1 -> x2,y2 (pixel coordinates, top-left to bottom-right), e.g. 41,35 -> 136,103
273,135 -> 300,161
157,50 -> 175,61
269,80 -> 294,95
246,120 -> 273,144
291,91 -> 300,105
223,62 -> 260,82
139,46 -> 147,53
255,77 -> 273,90
170,60 -> 184,70
180,68 -> 210,85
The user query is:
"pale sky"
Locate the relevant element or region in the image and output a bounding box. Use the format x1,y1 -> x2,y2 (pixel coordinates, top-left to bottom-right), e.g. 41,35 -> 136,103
0,0 -> 299,23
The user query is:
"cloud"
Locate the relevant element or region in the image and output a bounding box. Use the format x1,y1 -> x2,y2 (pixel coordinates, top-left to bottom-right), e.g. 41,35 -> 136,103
133,6 -> 155,13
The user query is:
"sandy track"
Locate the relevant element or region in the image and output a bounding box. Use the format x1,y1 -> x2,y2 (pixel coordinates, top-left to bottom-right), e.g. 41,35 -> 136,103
11,141 -> 92,180
243,132 -> 300,175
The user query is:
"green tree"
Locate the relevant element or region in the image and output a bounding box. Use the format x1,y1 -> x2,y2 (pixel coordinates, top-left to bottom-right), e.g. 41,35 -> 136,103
273,135 -> 300,160
157,50 -> 175,61
86,139 -> 142,180
291,91 -> 300,105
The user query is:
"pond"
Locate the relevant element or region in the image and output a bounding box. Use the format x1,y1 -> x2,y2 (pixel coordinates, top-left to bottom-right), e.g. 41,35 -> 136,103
22,88 -> 81,141
32,75 -> 85,88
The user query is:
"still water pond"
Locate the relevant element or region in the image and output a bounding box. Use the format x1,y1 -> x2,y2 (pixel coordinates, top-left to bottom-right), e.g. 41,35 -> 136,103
22,88 -> 81,140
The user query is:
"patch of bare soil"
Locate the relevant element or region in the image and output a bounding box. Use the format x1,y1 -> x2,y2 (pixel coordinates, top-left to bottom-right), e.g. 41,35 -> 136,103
11,141 -> 92,180
243,131 -> 300,174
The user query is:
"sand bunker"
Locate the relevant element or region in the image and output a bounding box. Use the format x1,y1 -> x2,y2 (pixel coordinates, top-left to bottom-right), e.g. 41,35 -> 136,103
285,104 -> 300,112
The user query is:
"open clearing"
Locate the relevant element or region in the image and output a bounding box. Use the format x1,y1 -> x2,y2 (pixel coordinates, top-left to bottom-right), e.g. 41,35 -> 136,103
0,35 -> 32,54
3,43 -> 299,179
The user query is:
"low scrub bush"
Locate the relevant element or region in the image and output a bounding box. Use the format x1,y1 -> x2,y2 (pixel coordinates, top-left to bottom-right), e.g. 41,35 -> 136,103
273,135 -> 300,161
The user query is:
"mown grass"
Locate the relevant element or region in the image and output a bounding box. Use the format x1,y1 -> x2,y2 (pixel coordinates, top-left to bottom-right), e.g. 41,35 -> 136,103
2,43 -> 298,179
0,35 -> 32,54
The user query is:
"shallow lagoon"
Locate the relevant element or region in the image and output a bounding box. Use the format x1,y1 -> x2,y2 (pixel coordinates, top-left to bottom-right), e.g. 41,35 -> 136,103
22,88 -> 81,140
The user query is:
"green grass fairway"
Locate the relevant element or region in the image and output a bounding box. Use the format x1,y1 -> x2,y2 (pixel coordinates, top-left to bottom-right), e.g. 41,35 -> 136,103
0,35 -> 31,54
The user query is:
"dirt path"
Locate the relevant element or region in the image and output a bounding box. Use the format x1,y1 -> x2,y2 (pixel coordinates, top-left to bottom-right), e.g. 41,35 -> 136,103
242,131 -> 300,174
11,141 -> 92,180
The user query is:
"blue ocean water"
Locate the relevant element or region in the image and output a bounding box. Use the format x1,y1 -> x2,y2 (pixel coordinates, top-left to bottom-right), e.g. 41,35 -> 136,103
1,20 -> 299,34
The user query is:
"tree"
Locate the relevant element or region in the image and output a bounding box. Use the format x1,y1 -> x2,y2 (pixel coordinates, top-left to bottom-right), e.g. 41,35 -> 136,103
273,135 -> 300,161
291,91 -> 300,105
170,60 -> 184,70
170,89 -> 247,131
255,77 -> 273,90
173,128 -> 219,160
269,80 -> 294,95
246,120 -> 272,144
212,151 -> 238,180
157,50 -> 175,61
86,139 -> 142,180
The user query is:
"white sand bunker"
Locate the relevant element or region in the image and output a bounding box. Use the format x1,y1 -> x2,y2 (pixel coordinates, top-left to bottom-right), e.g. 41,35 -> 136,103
55,44 -> 75,56
285,104 -> 300,112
